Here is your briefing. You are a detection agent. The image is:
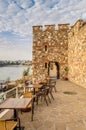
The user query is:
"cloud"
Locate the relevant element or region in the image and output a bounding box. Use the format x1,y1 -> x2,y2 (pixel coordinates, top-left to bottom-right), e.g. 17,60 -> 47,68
18,0 -> 35,9
0,0 -> 86,35
0,0 -> 8,13
0,36 -> 32,60
0,0 -> 86,60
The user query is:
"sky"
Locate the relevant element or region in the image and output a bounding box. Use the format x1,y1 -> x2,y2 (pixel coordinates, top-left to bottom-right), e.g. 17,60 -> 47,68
0,0 -> 86,61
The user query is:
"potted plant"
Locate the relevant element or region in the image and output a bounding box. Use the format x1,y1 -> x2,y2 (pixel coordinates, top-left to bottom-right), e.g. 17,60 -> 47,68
63,67 -> 68,80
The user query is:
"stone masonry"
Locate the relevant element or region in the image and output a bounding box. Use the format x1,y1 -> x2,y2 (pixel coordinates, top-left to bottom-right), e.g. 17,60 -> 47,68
32,19 -> 86,88
68,19 -> 86,88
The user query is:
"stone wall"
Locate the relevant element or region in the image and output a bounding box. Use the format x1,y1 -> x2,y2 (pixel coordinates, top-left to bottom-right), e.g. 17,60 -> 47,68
32,24 -> 69,82
68,20 -> 86,88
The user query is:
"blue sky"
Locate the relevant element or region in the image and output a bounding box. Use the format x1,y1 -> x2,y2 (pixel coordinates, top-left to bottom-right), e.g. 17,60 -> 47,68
0,0 -> 86,60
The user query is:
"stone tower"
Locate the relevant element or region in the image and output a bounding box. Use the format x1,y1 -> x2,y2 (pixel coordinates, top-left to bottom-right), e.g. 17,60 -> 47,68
32,23 -> 70,82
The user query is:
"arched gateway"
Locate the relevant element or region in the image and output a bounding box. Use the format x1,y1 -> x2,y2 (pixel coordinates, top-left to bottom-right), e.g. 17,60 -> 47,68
48,61 -> 60,79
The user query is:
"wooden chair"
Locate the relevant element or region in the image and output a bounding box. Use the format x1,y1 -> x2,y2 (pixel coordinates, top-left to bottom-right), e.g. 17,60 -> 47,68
49,80 -> 57,92
48,84 -> 55,100
0,119 -> 17,130
36,86 -> 52,106
23,91 -> 33,98
21,92 -> 35,121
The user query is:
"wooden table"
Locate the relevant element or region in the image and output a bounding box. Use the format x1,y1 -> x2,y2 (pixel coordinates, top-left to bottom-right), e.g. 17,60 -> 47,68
25,84 -> 43,103
0,98 -> 33,123
28,84 -> 42,94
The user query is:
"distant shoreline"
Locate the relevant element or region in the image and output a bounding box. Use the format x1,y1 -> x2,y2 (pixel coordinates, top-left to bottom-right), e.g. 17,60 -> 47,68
0,64 -> 20,67
0,60 -> 32,67
0,64 -> 28,67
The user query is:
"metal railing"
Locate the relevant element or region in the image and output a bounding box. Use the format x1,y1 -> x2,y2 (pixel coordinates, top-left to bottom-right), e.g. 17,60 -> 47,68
0,84 -> 25,104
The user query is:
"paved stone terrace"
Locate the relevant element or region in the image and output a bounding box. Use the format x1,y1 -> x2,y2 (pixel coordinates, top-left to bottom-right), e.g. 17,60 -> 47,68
19,80 -> 86,130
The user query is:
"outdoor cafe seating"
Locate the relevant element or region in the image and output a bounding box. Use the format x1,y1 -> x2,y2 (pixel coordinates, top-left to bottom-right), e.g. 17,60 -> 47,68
0,98 -> 33,130
21,91 -> 35,121
21,77 -> 56,120
35,83 -> 55,105
36,87 -> 50,106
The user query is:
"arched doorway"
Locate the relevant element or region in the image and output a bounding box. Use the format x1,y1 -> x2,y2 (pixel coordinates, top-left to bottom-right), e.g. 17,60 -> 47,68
48,61 -> 60,79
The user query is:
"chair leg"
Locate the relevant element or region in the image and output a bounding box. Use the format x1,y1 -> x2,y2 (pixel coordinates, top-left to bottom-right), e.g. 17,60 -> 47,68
14,117 -> 21,130
44,96 -> 48,106
47,95 -> 51,103
31,100 -> 34,121
54,86 -> 57,92
18,117 -> 21,130
41,96 -> 43,102
36,96 -> 39,105
50,92 -> 54,100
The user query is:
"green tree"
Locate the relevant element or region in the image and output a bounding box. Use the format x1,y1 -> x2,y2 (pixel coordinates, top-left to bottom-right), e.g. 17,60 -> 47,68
23,66 -> 30,77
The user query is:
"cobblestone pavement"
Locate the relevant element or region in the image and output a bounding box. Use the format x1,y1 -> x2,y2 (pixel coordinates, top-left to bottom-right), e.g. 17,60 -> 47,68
19,80 -> 86,130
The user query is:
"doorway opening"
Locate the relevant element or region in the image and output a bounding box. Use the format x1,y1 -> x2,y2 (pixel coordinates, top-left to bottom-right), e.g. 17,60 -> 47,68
48,61 -> 60,79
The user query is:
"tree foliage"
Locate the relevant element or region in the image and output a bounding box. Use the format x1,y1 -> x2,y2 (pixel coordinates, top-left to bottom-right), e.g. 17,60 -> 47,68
23,66 -> 30,77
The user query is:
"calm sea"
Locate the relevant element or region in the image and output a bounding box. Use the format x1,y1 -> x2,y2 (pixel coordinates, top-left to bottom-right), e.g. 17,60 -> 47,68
0,65 -> 29,82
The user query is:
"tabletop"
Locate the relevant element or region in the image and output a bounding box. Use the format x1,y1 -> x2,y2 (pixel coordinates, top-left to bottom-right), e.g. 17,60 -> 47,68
28,84 -> 42,88
0,98 -> 32,109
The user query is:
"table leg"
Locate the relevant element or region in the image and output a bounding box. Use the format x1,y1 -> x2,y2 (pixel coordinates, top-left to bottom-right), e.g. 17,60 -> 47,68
31,98 -> 34,121
14,109 -> 21,130
14,109 -> 18,119
33,88 -> 35,95
33,88 -> 36,102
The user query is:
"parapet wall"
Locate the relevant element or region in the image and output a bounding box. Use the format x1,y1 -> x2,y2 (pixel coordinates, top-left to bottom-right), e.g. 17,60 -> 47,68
58,24 -> 70,30
33,24 -> 70,32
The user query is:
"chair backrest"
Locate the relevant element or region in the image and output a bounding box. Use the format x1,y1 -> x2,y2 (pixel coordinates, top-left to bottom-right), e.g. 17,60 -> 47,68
0,120 -> 17,130
50,76 -> 57,80
24,92 -> 33,98
50,79 -> 56,85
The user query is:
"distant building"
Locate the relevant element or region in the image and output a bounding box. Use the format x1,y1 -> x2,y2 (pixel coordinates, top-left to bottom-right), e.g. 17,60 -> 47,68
32,19 -> 86,88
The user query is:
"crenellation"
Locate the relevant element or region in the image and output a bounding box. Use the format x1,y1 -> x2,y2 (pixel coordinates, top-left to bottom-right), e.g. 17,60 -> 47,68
44,24 -> 55,30
58,24 -> 70,30
33,24 -> 70,35
33,25 -> 43,31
